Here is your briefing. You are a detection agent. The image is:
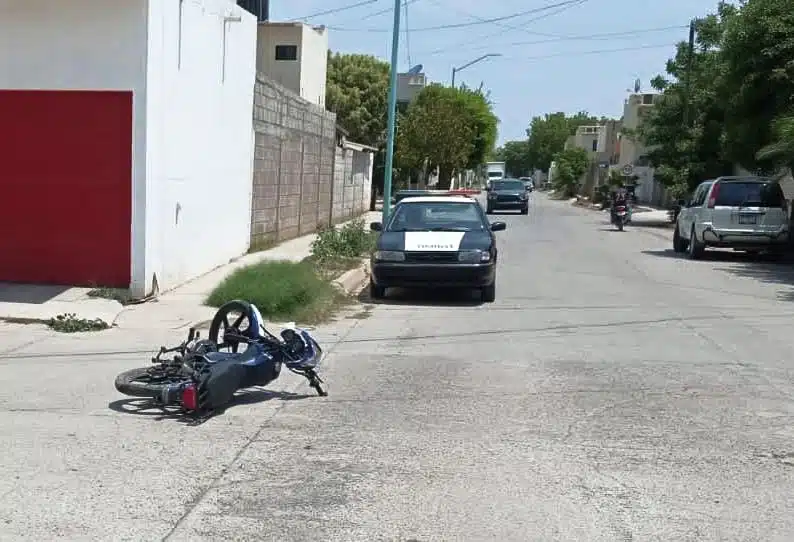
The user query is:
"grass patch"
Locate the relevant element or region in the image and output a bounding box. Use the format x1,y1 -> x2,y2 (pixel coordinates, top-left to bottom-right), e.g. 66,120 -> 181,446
308,217 -> 376,279
311,218 -> 377,262
206,260 -> 349,325
206,217 -> 377,325
87,287 -> 135,305
48,313 -> 109,333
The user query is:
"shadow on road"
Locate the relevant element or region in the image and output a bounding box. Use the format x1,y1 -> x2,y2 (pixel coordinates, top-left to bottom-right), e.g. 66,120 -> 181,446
643,249 -> 794,301
108,389 -> 312,423
642,248 -> 786,264
713,260 -> 794,302
358,287 -> 484,307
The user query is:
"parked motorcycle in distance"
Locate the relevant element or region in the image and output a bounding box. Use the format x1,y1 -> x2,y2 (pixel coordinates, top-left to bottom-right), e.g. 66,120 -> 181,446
114,299 -> 326,422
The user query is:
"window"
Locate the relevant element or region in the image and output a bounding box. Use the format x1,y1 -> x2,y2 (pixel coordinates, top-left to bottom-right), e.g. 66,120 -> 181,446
692,182 -> 712,206
275,44 -> 297,61
642,93 -> 654,105
491,180 -> 525,191
713,179 -> 784,207
591,139 -> 598,152
387,202 -> 485,232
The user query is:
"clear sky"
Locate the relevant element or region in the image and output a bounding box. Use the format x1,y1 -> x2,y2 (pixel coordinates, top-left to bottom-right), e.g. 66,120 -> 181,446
272,0 -> 723,145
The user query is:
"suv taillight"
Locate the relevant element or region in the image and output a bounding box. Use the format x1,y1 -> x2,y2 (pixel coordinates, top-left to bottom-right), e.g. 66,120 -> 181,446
707,182 -> 720,208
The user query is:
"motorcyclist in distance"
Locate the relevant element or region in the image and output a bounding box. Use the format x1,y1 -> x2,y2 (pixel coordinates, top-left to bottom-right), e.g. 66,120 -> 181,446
610,186 -> 629,222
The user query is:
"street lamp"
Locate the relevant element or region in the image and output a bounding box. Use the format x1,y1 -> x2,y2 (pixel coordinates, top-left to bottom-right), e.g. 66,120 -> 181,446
451,53 -> 501,87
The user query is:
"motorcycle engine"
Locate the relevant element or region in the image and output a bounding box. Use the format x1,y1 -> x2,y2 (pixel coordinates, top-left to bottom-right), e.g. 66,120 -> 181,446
187,339 -> 218,357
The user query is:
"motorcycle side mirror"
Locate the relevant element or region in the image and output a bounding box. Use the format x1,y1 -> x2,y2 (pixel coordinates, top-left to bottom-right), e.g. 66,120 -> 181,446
490,221 -> 506,231
370,222 -> 382,231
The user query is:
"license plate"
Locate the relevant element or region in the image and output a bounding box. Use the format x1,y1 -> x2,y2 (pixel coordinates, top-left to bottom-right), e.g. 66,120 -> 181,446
738,214 -> 757,224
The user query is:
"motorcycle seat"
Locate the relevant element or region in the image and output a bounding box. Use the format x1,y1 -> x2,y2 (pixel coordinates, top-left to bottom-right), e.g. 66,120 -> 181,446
203,347 -> 259,364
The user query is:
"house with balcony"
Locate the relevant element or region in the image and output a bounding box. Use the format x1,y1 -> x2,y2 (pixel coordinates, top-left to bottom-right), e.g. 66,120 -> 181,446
563,121 -> 620,196
616,92 -> 666,204
396,72 -> 427,108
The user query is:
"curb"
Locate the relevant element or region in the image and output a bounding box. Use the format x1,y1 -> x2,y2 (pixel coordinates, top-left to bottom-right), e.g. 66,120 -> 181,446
333,259 -> 370,295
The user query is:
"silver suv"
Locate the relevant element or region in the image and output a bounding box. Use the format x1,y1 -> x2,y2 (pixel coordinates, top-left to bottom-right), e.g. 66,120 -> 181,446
673,176 -> 790,259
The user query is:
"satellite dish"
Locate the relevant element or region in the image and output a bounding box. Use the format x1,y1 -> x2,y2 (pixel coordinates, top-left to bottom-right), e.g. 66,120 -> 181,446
407,64 -> 423,74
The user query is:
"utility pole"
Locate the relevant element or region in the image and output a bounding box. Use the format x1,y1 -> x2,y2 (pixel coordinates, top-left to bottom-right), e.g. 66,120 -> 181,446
683,19 -> 696,127
381,0 -> 402,224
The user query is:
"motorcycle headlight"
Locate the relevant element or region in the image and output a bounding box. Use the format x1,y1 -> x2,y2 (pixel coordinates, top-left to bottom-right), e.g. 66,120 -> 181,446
374,250 -> 405,262
458,250 -> 490,263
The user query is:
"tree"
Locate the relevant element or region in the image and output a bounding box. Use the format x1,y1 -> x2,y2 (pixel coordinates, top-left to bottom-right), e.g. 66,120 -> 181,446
552,147 -> 590,197
756,116 -> 794,173
721,0 -> 794,172
396,84 -> 497,188
325,52 -> 390,147
457,85 -> 499,170
492,140 -> 532,176
396,85 -> 475,188
638,5 -> 737,192
525,112 -> 599,173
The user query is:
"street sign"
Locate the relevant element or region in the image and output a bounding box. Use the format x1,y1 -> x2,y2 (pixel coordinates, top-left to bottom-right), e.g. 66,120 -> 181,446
621,164 -> 633,176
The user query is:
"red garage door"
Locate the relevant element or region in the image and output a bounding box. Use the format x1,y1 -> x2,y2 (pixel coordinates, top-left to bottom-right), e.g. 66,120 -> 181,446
0,90 -> 132,287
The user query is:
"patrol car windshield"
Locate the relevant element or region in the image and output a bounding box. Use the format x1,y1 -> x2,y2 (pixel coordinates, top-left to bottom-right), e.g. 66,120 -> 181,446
387,202 -> 486,232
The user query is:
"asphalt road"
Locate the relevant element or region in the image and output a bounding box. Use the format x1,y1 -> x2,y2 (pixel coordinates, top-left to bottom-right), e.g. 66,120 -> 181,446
4,193 -> 794,541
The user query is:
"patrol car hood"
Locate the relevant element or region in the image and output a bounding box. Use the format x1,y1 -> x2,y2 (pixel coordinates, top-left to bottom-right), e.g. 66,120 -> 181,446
377,230 -> 492,251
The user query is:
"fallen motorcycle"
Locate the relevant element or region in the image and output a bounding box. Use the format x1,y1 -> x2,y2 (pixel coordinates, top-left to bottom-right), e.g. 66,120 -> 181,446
114,299 -> 326,419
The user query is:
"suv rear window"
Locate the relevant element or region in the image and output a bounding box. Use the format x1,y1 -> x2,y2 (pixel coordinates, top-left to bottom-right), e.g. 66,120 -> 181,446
714,180 -> 785,207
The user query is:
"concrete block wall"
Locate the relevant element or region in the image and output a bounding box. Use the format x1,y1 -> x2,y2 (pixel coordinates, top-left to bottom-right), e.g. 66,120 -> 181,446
332,146 -> 373,223
250,75 -> 373,249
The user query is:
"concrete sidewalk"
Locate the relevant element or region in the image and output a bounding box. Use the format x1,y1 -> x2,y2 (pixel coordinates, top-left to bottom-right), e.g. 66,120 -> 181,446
0,212 -> 379,330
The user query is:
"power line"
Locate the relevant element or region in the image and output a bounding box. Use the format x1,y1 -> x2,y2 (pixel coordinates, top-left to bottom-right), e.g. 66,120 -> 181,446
352,0 -> 422,22
327,0 -> 587,32
404,0 -> 412,68
289,0 -> 380,21
423,0 -> 574,39
420,0 -> 590,55
501,42 -> 678,61
419,24 -> 689,56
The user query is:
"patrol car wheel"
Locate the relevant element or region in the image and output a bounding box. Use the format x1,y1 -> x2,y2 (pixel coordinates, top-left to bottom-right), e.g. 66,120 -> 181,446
481,281 -> 496,303
369,280 -> 386,300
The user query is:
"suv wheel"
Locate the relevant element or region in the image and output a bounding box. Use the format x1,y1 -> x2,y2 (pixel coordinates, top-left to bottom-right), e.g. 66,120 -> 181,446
672,225 -> 686,253
688,226 -> 705,260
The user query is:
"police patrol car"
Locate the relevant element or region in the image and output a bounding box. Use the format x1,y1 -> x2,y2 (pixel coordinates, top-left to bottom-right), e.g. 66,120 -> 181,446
368,195 -> 506,302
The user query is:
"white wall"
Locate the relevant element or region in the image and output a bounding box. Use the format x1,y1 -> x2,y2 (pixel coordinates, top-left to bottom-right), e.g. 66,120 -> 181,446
0,0 -> 149,294
299,24 -> 328,107
145,0 -> 257,294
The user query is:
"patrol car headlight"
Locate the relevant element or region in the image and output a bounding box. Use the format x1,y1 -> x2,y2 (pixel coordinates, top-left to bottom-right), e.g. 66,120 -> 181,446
374,250 -> 405,262
458,250 -> 490,263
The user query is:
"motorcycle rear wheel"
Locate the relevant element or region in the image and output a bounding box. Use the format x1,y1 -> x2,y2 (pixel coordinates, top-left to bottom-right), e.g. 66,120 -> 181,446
115,367 -> 184,398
